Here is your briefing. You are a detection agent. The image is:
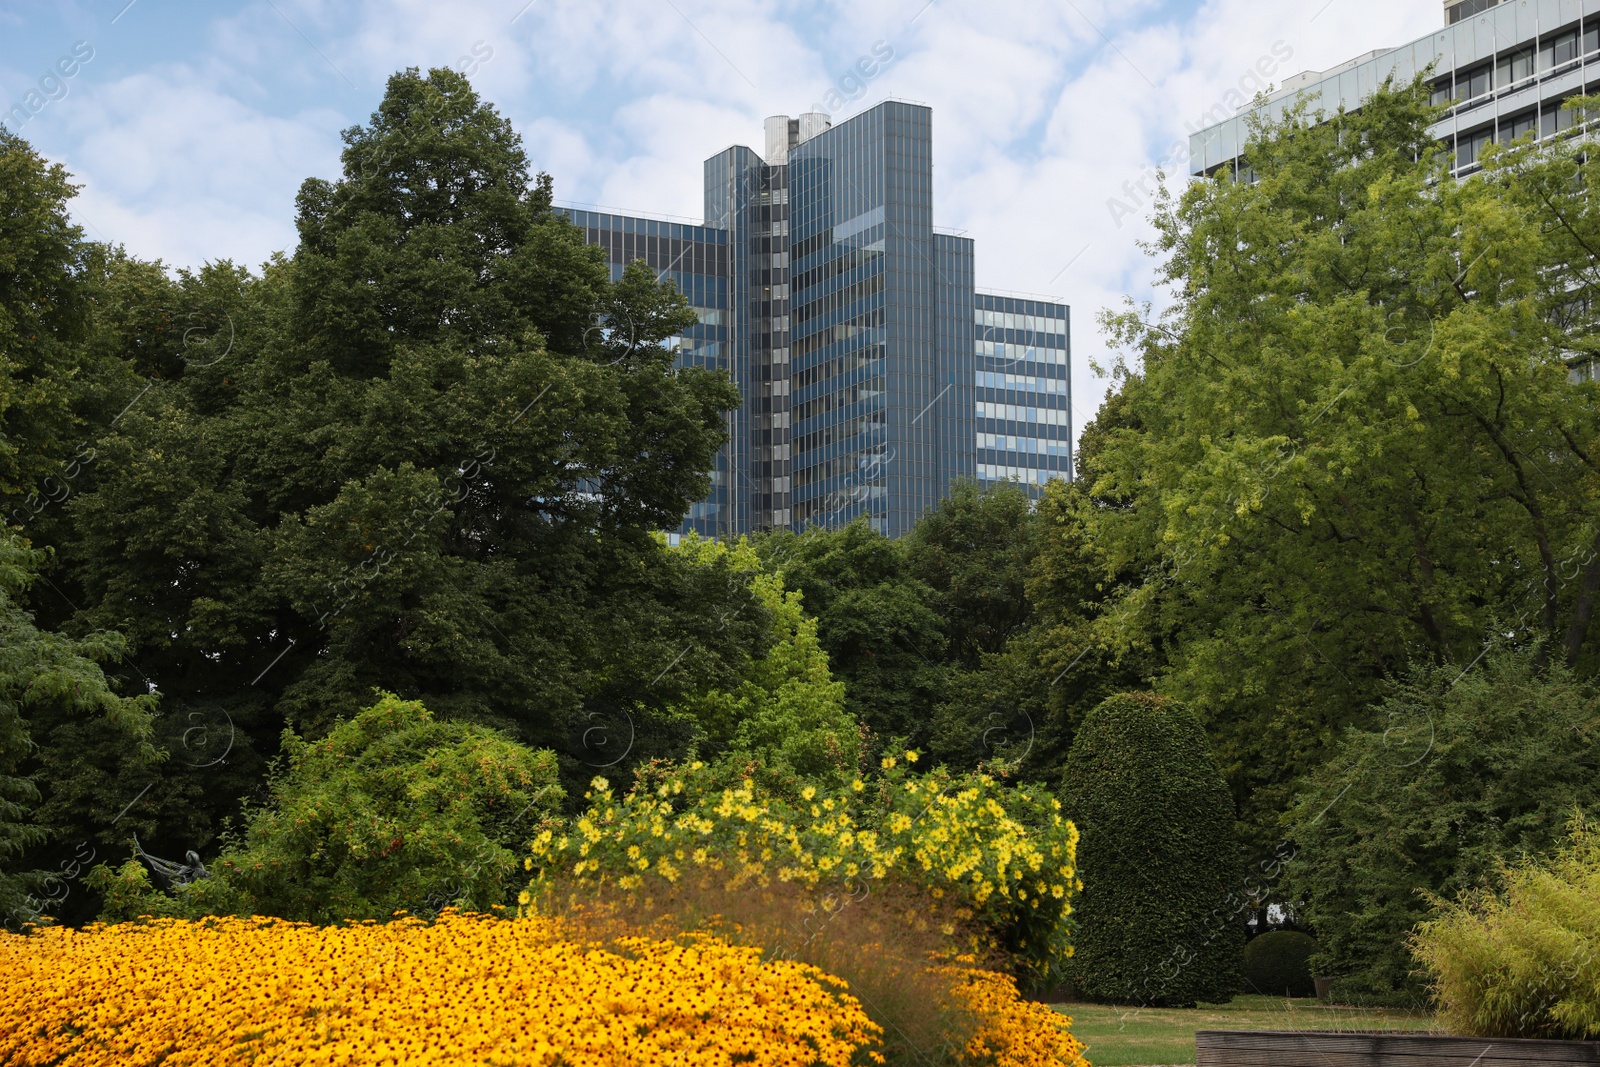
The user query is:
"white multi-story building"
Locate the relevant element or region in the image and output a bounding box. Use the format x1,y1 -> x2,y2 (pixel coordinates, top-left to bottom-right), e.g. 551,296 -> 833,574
1191,0 -> 1600,180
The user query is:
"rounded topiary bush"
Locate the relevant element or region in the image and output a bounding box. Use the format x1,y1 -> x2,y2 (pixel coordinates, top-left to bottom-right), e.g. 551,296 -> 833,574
1243,930 -> 1318,997
1057,692 -> 1242,1007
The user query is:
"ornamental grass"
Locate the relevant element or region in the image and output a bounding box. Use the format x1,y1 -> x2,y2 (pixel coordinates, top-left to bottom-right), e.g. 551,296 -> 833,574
534,872 -> 1089,1067
1412,818 -> 1600,1039
0,910 -> 883,1066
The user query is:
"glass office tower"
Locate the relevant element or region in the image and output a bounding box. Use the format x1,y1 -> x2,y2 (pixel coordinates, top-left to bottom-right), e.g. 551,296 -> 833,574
561,101 -> 1072,537
788,102 -> 947,537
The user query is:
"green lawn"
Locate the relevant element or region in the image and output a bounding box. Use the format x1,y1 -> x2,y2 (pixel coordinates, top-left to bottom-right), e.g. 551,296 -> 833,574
1051,994 -> 1436,1066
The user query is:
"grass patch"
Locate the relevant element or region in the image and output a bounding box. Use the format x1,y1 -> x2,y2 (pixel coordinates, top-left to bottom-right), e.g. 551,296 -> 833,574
1053,994 -> 1435,1066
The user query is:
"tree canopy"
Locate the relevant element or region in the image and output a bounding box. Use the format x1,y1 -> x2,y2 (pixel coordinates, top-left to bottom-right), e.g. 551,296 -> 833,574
1084,80 -> 1600,841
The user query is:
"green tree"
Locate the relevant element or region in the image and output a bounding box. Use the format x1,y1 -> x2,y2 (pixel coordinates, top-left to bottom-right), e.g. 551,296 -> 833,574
0,130 -> 159,930
905,481 -> 1040,670
89,693 -> 563,924
0,532 -> 155,929
0,129 -> 95,506
42,67 -> 757,849
755,521 -> 947,752
1058,692 -> 1242,1006
1086,80 -> 1600,843
673,535 -> 860,791
1283,649 -> 1600,1004
926,428 -> 1149,781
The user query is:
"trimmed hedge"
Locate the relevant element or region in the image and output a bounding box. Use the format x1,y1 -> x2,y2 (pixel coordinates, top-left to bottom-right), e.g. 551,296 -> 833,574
1243,930 -> 1318,997
1058,692 -> 1242,1006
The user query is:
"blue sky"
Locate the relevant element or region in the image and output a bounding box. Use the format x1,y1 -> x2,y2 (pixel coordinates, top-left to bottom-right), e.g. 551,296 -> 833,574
1,0 -> 1444,436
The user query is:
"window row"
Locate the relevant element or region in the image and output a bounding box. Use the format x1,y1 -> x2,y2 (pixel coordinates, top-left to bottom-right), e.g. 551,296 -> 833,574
979,433 -> 1073,458
1431,23 -> 1600,106
794,414 -> 888,456
976,370 -> 1068,394
794,346 -> 885,392
793,378 -> 886,424
792,446 -> 894,489
789,209 -> 885,263
792,241 -> 885,295
1446,0 -> 1500,24
792,273 -> 886,327
1454,95 -> 1584,167
976,341 -> 1070,367
975,308 -> 1068,334
977,464 -> 1062,486
791,308 -> 886,359
977,402 -> 1070,426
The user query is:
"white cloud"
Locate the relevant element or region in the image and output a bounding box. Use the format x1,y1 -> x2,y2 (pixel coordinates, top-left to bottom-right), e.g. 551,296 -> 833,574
49,66 -> 342,267
21,0 -> 1451,438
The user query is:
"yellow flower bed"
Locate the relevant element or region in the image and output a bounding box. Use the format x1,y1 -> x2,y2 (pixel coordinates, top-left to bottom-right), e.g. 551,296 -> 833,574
939,967 -> 1089,1067
0,912 -> 883,1066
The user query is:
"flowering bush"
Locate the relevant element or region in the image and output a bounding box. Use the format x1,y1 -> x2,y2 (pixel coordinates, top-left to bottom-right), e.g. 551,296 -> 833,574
0,910 -> 883,1066
523,752 -> 1081,987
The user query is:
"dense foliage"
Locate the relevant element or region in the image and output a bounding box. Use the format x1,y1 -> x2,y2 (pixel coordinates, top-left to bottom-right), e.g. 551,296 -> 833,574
754,519 -> 950,754
1086,81 -> 1600,847
89,694 -> 563,923
1413,820 -> 1600,1039
6,68 -> 767,909
0,130 -> 161,931
1282,650 -> 1600,1003
669,535 -> 861,789
0,533 -> 156,930
1059,692 -> 1241,1006
1242,930 -> 1318,998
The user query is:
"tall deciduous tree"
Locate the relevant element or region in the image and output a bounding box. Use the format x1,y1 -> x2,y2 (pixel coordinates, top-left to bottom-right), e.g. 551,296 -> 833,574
43,68 -> 757,856
1087,80 -> 1600,841
0,131 -> 157,929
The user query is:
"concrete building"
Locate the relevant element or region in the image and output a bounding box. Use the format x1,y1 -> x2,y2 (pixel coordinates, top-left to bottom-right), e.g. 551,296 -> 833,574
1191,0 -> 1600,180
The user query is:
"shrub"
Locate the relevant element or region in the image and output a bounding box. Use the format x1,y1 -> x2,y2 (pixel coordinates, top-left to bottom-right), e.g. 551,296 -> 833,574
524,752 -> 1081,990
1284,650 -> 1600,1004
1243,930 -> 1318,997
1058,691 -> 1242,1006
88,693 -> 563,923
1412,818 -> 1600,1039
0,911 -> 882,1066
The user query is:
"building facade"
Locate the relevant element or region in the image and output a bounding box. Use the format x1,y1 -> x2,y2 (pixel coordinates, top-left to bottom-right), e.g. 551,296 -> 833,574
974,293 -> 1073,489
560,100 -> 1071,539
1191,0 -> 1600,180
